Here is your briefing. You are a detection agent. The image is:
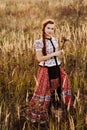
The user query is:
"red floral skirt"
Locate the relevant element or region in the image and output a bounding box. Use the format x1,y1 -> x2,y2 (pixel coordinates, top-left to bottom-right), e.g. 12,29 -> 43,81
28,66 -> 73,123
29,66 -> 51,123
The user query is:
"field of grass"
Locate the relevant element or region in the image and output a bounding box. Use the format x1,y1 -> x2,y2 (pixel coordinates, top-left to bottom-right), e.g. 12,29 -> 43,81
0,0 -> 87,130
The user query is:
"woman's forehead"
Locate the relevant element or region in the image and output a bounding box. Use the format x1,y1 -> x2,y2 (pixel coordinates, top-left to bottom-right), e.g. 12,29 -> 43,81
45,23 -> 55,28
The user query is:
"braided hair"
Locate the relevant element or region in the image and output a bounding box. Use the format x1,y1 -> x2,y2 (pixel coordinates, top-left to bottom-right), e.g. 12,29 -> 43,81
42,19 -> 55,55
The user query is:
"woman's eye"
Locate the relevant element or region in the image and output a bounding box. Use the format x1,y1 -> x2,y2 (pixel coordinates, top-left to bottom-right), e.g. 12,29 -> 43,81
47,27 -> 54,30
51,28 -> 54,30
47,27 -> 50,29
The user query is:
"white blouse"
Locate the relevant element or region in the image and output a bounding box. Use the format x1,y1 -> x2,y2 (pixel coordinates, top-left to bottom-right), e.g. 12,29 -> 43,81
34,37 -> 61,67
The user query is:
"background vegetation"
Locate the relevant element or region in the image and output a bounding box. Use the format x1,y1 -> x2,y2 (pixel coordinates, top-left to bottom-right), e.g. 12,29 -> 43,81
0,0 -> 87,129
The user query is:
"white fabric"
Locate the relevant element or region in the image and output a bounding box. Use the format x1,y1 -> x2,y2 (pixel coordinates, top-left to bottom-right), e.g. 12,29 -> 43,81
34,37 -> 61,67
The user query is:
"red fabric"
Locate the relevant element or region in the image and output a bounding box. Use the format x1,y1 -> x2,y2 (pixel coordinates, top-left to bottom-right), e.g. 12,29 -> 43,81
29,67 -> 50,122
60,67 -> 73,106
50,77 -> 60,91
28,66 -> 73,122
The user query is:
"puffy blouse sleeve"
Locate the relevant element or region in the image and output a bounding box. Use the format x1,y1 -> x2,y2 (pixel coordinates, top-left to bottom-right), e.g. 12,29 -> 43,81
34,39 -> 43,51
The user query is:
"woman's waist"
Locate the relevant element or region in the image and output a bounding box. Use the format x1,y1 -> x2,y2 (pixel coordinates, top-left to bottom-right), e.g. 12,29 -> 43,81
39,64 -> 61,68
39,59 -> 61,67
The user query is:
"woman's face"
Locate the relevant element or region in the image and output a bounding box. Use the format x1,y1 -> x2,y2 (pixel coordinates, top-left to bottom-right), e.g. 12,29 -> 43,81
44,23 -> 55,38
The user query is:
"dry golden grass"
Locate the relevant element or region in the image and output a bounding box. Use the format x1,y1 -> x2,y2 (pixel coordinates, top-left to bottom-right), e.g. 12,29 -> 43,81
0,0 -> 87,130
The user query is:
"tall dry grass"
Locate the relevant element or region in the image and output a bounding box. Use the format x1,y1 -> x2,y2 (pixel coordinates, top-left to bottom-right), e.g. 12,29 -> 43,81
0,0 -> 87,130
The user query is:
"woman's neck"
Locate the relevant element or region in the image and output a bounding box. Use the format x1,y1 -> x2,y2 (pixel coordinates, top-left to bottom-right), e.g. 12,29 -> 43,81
45,34 -> 53,39
45,36 -> 53,39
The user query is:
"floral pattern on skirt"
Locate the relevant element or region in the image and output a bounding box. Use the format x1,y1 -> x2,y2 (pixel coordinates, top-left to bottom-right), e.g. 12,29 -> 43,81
29,67 -> 50,122
28,66 -> 73,123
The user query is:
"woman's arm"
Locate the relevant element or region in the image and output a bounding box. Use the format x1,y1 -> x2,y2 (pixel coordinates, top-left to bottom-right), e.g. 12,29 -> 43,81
36,50 -> 64,62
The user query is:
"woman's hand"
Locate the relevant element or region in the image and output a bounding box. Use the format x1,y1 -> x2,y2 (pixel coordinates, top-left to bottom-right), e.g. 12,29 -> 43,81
54,49 -> 64,57
36,49 -> 64,62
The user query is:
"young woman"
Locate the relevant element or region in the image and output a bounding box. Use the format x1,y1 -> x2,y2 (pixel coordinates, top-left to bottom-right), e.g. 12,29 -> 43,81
28,19 -> 73,125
